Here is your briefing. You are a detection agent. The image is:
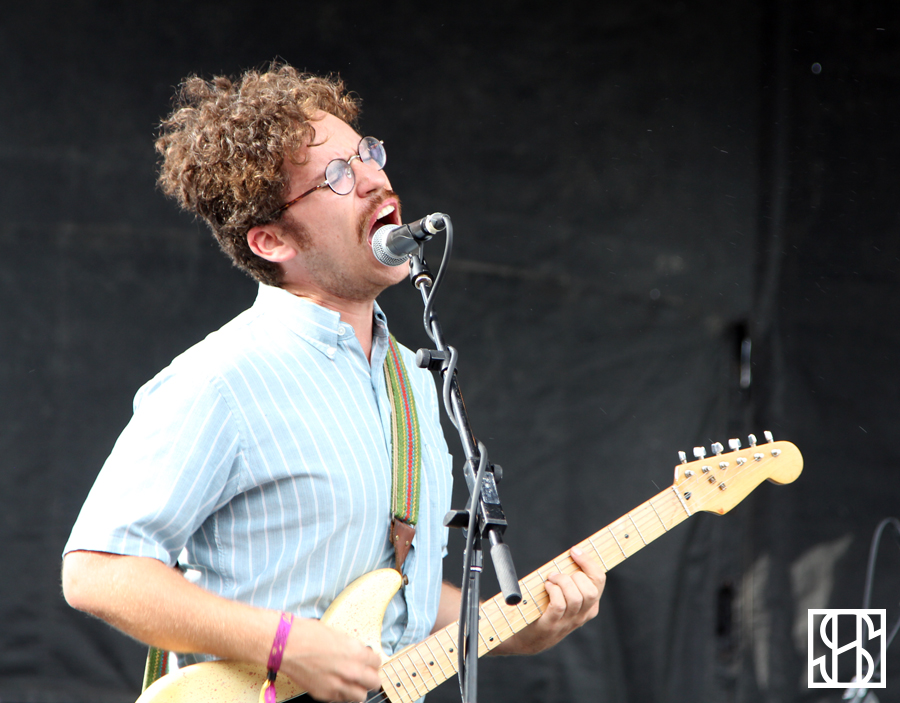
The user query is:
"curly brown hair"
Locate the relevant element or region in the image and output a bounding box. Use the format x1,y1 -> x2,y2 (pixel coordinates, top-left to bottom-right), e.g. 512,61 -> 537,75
155,62 -> 361,285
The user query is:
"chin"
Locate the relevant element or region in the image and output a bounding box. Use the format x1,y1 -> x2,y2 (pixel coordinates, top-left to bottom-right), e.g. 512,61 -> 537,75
383,261 -> 411,286
366,259 -> 409,297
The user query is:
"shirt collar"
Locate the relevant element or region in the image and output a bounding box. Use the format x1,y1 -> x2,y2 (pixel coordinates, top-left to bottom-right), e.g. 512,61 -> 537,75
253,284 -> 389,358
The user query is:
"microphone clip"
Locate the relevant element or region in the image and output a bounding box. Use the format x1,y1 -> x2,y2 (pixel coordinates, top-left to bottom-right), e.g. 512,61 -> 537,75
409,251 -> 433,290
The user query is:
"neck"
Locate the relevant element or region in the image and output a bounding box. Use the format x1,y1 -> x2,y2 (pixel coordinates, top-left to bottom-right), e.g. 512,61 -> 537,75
281,285 -> 376,361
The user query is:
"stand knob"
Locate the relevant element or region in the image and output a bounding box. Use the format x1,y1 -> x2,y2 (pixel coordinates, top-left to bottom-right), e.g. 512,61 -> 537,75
416,348 -> 447,371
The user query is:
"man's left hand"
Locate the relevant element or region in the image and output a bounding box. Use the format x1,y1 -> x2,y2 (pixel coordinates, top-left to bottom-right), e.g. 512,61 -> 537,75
491,546 -> 606,656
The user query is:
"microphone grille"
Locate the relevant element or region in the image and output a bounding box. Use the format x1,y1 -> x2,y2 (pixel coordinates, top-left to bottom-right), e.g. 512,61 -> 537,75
371,225 -> 410,266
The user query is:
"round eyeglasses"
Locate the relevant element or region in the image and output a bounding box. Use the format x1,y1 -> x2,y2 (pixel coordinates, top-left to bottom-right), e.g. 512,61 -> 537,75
268,136 -> 386,220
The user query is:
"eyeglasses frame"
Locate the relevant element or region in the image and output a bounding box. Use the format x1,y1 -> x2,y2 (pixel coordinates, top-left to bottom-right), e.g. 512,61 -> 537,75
267,137 -> 385,221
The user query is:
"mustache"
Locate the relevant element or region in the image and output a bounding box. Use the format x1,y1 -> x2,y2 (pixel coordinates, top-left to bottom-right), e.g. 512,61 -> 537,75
358,189 -> 402,242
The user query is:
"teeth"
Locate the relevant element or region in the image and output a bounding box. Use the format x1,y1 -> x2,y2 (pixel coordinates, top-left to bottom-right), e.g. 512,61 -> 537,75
375,204 -> 395,221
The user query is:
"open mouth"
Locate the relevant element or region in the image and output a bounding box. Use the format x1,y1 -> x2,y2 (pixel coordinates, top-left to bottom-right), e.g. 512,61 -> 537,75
367,202 -> 401,244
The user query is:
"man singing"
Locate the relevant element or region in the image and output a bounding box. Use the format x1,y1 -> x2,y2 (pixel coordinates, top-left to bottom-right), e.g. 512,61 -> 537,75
62,62 -> 605,703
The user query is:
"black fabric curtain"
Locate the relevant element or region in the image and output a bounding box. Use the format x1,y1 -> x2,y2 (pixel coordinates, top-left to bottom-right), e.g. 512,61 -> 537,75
1,2 -> 897,702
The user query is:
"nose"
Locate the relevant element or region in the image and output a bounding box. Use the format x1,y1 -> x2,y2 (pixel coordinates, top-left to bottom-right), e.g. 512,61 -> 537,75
353,157 -> 390,196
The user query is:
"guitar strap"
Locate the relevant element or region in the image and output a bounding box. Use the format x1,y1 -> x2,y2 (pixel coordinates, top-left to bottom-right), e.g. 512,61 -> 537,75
142,645 -> 168,692
384,334 -> 423,579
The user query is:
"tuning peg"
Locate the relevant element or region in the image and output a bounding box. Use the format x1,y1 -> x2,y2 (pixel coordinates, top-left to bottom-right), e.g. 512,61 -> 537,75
728,438 -> 741,451
678,451 -> 687,464
748,434 -> 757,446
764,430 -> 774,443
693,446 -> 707,459
711,442 -> 724,455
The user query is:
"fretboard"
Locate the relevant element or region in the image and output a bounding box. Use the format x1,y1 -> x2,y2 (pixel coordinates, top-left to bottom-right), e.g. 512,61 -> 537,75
378,485 -> 692,703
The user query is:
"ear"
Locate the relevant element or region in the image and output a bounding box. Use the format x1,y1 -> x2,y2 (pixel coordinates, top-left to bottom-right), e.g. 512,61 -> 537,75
246,225 -> 299,263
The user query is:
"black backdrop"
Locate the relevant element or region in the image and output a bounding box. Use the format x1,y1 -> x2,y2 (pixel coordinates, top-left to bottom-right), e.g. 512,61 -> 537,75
1,1 -> 898,702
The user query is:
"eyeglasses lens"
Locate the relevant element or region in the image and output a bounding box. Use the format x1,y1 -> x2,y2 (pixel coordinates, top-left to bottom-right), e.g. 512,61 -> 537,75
324,138 -> 386,196
325,159 -> 355,195
360,137 -> 386,170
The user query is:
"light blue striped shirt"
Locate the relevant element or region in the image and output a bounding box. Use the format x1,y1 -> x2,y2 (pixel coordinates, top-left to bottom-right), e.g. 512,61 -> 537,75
65,284 -> 453,663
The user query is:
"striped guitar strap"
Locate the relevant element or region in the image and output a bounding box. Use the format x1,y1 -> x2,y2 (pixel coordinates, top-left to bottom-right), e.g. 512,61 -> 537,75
142,646 -> 169,692
141,334 -> 423,691
384,334 -> 423,579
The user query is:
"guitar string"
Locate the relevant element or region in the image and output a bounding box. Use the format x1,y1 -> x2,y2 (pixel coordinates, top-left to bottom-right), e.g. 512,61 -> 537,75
361,449 -> 780,703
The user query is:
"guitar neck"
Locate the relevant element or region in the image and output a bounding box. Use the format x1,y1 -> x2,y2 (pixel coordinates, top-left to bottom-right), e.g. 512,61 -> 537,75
379,485 -> 692,703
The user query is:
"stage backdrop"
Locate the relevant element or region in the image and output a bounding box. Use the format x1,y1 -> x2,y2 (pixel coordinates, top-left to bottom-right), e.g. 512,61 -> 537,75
0,1 -> 897,702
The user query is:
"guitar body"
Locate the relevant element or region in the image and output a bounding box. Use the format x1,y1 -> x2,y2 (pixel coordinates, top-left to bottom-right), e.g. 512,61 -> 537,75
136,568 -> 403,703
137,661 -> 311,703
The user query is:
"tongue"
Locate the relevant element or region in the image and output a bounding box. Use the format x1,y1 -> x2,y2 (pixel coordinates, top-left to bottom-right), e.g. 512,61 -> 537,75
370,216 -> 393,240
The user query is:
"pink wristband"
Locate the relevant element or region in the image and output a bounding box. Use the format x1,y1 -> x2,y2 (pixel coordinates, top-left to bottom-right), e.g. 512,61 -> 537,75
260,612 -> 294,703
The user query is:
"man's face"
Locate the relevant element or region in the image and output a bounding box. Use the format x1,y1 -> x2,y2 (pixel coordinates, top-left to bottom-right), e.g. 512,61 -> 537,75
277,112 -> 406,302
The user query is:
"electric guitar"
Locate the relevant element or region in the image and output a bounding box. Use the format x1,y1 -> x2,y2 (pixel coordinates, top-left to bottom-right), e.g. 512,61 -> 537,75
136,434 -> 803,703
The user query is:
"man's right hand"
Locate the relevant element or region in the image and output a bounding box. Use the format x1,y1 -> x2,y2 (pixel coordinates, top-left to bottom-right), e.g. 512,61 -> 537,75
280,619 -> 382,703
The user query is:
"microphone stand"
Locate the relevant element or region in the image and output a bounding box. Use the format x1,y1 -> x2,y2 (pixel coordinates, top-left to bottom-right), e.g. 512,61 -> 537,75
404,215 -> 522,703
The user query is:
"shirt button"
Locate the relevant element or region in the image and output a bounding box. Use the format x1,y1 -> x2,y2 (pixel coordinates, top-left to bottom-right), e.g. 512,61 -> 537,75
327,347 -> 336,357
338,326 -> 346,335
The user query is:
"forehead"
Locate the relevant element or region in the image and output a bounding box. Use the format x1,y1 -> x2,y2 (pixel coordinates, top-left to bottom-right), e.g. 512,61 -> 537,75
285,112 -> 361,188
304,112 -> 361,159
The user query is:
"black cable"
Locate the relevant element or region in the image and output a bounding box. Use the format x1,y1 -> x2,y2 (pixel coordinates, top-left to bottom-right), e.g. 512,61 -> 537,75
846,517 -> 900,700
862,518 -> 900,658
441,346 -> 460,430
422,216 -> 453,343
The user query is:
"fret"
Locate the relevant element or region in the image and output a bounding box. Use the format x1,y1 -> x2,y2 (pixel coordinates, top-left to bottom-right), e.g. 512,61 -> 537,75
633,505 -> 655,535
609,525 -> 627,557
433,628 -> 459,671
395,656 -> 428,698
671,485 -> 692,516
516,577 -> 547,622
628,513 -> 647,545
516,574 -> 546,632
637,502 -> 668,541
516,578 -> 540,621
476,626 -> 490,654
506,574 -> 534,632
648,496 -> 669,532
384,657 -> 417,703
408,646 -> 437,687
412,632 -> 456,699
586,534 -> 610,570
421,637 -> 451,679
493,599 -> 516,632
480,606 -> 505,643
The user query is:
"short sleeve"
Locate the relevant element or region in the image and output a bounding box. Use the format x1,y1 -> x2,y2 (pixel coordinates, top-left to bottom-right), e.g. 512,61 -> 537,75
64,367 -> 244,565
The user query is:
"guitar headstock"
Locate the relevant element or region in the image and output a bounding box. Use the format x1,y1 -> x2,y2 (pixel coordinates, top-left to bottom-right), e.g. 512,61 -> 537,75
672,432 -> 803,515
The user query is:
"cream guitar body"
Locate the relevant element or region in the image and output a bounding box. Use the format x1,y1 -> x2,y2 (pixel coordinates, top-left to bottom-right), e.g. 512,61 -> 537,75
137,568 -> 402,703
137,436 -> 803,703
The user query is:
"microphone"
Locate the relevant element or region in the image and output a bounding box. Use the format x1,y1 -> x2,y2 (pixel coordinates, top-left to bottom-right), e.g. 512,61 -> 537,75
372,213 -> 447,266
